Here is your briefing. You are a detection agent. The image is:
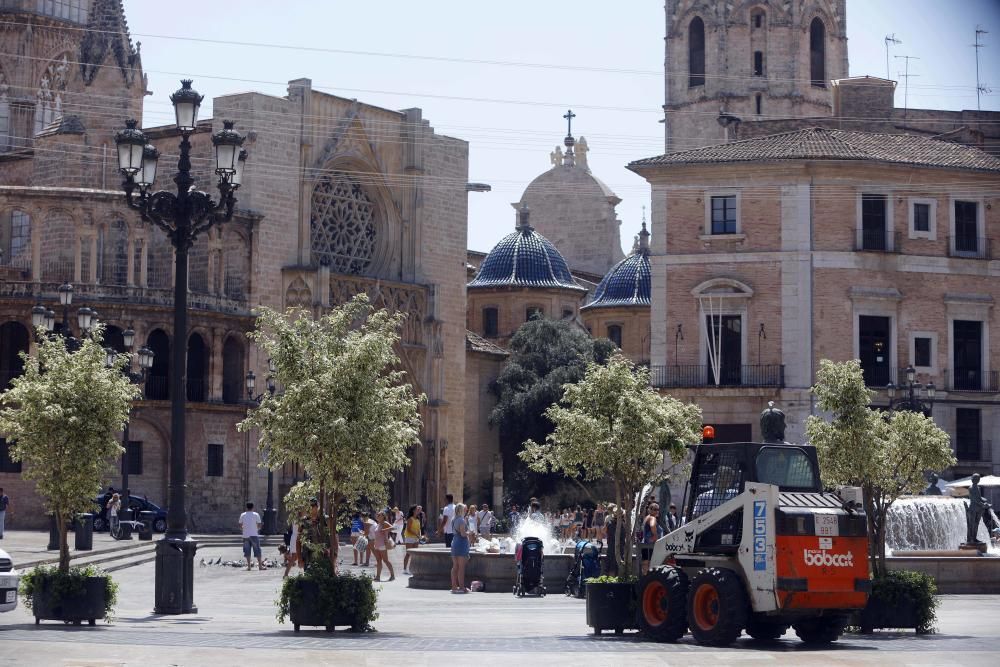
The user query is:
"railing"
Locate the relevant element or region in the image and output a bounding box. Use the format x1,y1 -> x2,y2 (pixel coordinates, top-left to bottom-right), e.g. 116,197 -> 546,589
956,439 -> 993,463
144,375 -> 168,401
948,236 -> 992,260
943,369 -> 1000,393
186,378 -> 207,403
222,381 -> 244,405
0,281 -> 251,315
855,229 -> 900,253
650,364 -> 784,388
862,366 -> 899,389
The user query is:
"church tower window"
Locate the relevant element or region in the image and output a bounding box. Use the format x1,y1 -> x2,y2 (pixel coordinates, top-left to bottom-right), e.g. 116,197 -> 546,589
753,51 -> 764,76
688,17 -> 706,88
755,94 -> 762,116
482,307 -> 499,338
810,18 -> 826,88
310,171 -> 377,274
607,324 -> 623,348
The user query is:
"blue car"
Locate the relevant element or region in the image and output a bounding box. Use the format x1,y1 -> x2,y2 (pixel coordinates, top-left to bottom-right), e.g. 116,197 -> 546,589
92,494 -> 168,533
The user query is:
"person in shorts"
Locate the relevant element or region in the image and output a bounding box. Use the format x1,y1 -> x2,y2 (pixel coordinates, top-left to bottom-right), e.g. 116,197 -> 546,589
239,502 -> 264,571
438,493 -> 456,548
403,504 -> 422,574
350,512 -> 364,565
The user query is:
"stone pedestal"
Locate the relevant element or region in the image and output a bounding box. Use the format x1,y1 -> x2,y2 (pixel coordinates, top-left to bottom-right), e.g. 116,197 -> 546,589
959,542 -> 987,555
154,537 -> 198,614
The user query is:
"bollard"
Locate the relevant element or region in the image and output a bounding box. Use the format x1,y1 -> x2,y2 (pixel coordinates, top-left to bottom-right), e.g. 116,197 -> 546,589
138,511 -> 154,541
74,513 -> 94,551
47,514 -> 59,550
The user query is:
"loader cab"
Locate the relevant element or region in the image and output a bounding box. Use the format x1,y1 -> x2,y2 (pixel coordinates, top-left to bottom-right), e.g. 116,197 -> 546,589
684,442 -> 822,553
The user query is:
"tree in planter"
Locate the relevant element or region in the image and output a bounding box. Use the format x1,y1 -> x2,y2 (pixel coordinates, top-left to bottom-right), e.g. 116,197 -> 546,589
490,318 -> 615,501
805,359 -> 954,578
519,353 -> 702,578
0,324 -> 138,575
238,294 -> 423,569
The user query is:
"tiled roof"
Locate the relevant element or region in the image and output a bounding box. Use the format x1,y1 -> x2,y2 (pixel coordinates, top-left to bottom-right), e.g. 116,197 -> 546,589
467,227 -> 586,291
628,127 -> 1000,172
582,251 -> 651,310
466,330 -> 508,357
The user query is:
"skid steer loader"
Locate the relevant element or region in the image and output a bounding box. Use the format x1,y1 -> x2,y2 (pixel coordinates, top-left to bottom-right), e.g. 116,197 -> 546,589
637,406 -> 870,646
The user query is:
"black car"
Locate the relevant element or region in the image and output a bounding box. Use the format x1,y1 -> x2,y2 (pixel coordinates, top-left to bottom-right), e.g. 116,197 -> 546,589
92,495 -> 168,533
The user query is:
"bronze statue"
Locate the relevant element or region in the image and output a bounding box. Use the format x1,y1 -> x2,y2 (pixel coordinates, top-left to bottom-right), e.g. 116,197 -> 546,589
922,472 -> 943,495
966,474 -> 991,545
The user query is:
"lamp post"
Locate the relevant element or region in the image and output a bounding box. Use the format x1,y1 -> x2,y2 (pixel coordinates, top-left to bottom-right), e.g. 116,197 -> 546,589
115,79 -> 247,615
886,365 -> 936,416
31,284 -> 98,347
112,325 -> 154,501
245,359 -> 277,534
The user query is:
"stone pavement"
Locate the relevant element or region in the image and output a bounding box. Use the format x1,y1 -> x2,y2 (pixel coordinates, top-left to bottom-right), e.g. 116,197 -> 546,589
1,535 -> 999,665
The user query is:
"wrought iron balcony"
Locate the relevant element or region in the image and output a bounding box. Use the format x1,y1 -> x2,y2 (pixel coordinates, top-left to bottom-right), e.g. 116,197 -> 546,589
944,369 -> 1000,393
956,439 -> 993,462
948,236 -> 992,260
855,229 -> 900,253
862,366 -> 899,389
650,364 -> 784,388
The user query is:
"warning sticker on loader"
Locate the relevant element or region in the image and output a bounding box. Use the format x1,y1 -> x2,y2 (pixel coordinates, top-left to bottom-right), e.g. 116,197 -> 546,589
753,500 -> 766,571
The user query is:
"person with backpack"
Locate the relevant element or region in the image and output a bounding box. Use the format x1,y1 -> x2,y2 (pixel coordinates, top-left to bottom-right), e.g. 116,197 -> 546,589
640,503 -> 666,575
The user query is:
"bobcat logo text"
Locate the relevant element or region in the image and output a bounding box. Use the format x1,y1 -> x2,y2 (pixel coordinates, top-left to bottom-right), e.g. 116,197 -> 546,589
803,549 -> 854,567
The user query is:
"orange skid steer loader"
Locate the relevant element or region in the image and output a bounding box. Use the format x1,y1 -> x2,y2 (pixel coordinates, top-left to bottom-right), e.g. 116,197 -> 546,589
639,436 -> 871,646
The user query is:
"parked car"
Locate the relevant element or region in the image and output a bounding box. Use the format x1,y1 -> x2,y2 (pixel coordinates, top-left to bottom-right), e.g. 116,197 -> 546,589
0,547 -> 19,613
92,494 -> 168,533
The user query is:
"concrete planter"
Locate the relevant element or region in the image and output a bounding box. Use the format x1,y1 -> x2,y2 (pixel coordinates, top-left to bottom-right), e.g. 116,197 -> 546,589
408,546 -> 573,592
289,578 -> 359,632
585,581 -> 638,635
857,594 -> 921,633
32,576 -> 107,626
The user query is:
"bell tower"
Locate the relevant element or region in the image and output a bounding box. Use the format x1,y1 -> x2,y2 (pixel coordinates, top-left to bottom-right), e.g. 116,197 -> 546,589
663,0 -> 848,151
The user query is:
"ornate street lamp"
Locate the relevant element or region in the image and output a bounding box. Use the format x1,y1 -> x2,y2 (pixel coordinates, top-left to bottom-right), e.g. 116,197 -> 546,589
115,79 -> 247,615
886,365 -> 936,416
245,360 -> 277,534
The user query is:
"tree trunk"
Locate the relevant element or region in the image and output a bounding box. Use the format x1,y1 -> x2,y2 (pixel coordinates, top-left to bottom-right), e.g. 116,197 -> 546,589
57,512 -> 70,573
328,492 -> 339,573
863,484 -> 883,579
875,502 -> 888,580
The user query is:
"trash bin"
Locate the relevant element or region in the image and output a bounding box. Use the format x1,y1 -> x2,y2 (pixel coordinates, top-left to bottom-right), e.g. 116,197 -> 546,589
138,511 -> 154,541
74,513 -> 94,551
47,514 -> 59,550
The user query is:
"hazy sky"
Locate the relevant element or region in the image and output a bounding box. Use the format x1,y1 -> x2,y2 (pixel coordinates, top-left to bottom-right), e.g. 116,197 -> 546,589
123,0 -> 999,257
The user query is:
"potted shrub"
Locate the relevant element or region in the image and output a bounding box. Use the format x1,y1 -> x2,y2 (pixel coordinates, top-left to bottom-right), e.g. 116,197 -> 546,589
858,570 -> 938,634
277,551 -> 378,632
239,295 -> 422,628
520,353 -> 701,636
0,324 -> 138,625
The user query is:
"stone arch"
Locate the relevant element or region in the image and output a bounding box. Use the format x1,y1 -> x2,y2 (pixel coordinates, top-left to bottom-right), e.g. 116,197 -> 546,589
691,277 -> 754,297
145,328 -> 170,400
0,320 -> 29,390
221,334 -> 245,404
186,332 -> 208,402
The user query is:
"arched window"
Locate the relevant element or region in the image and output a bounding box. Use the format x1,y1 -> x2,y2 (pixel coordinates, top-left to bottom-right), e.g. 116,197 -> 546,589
222,336 -> 245,404
99,220 -> 128,286
607,324 -> 623,348
751,9 -> 765,29
0,321 -> 30,390
689,17 -> 706,87
482,307 -> 498,338
145,329 -> 170,400
810,18 -> 826,88
3,210 -> 31,269
310,171 -> 377,274
187,333 -> 207,402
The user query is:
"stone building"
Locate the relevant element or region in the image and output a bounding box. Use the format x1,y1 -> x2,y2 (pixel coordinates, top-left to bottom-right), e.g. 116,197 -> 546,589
580,223 -> 652,365
663,0 -> 848,150
629,127 -> 1000,500
0,1 -> 472,527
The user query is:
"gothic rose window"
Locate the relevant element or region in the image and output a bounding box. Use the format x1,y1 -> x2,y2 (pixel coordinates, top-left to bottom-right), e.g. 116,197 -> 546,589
310,172 -> 377,274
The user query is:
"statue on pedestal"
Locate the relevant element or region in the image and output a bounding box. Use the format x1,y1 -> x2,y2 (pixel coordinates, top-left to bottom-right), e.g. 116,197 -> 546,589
965,473 -> 991,545
922,472 -> 943,495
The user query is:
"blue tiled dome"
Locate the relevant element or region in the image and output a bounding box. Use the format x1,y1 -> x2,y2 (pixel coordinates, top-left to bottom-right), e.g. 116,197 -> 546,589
582,239 -> 651,310
468,212 -> 584,291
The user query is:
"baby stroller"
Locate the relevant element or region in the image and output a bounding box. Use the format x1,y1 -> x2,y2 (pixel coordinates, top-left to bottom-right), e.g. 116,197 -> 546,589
513,536 -> 546,597
565,539 -> 602,598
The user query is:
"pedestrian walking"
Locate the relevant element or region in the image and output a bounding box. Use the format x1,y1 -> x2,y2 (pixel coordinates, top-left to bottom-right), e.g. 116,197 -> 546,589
467,503 -> 478,546
450,502 -> 470,593
0,487 -> 9,539
106,493 -> 121,536
372,510 -> 395,582
350,512 -> 364,566
438,493 -> 456,547
239,502 -> 264,571
403,505 -> 422,574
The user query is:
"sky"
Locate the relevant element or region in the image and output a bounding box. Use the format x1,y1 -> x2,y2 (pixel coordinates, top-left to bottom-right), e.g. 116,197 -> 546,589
122,0 -> 1000,256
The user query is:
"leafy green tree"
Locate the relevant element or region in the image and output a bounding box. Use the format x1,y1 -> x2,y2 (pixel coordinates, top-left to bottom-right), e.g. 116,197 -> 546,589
238,295 -> 423,566
520,353 -> 702,576
806,359 -> 955,577
0,326 -> 139,572
490,318 -> 615,499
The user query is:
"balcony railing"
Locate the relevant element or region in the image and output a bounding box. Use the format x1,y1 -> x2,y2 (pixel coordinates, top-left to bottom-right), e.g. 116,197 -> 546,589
956,439 -> 993,463
855,229 -> 900,253
948,236 -> 992,260
944,369 -> 1000,393
862,366 -> 899,389
651,364 -> 784,388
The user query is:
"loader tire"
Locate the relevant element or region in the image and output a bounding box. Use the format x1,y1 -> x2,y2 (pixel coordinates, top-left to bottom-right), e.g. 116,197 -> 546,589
686,568 -> 749,646
638,566 -> 689,642
794,616 -> 847,645
745,617 -> 788,641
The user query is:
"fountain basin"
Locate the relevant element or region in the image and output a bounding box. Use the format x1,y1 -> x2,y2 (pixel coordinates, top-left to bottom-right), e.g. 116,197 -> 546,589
408,545 -> 573,592
888,556 -> 1000,594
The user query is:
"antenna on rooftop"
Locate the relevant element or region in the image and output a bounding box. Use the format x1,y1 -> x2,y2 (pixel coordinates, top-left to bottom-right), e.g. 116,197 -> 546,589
884,34 -> 902,80
974,26 -> 990,111
894,55 -> 919,118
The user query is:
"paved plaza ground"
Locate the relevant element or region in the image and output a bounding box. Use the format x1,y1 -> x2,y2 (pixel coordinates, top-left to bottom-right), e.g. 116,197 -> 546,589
1,530 -> 999,665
